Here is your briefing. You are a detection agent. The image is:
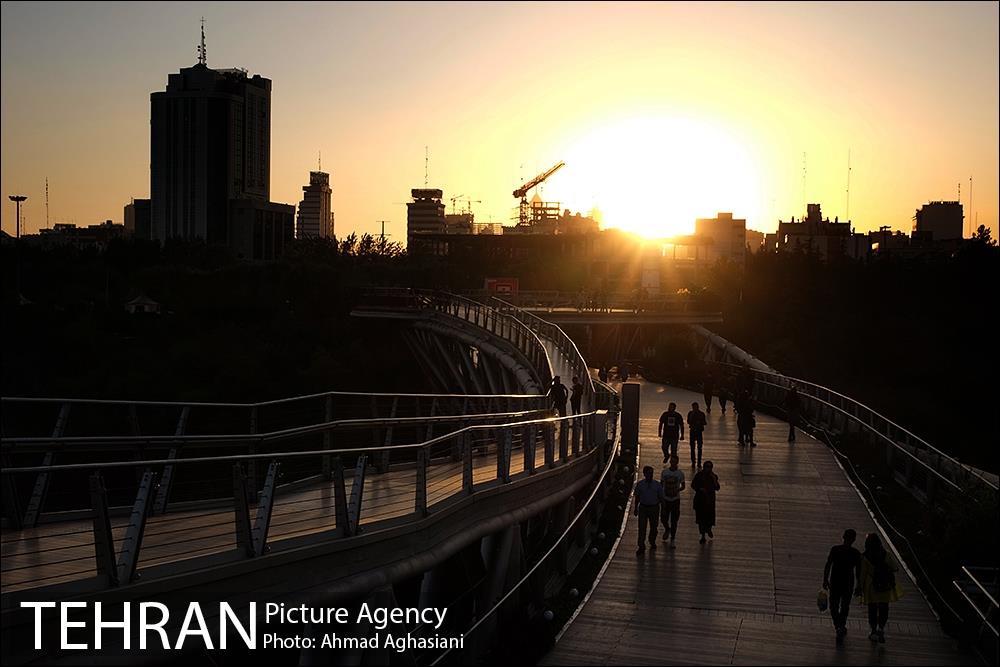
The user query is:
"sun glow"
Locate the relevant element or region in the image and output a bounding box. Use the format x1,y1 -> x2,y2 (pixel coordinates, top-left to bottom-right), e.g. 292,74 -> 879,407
547,115 -> 764,238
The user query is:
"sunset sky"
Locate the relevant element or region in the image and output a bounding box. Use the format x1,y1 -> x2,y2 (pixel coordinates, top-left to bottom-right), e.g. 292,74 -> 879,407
2,1 -> 997,242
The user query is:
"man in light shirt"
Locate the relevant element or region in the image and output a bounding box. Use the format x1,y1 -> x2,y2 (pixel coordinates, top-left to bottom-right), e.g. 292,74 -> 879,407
660,455 -> 686,548
632,465 -> 664,555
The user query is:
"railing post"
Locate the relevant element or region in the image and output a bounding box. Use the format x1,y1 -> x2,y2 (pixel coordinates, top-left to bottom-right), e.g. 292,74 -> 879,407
89,472 -> 119,587
322,396 -> 334,480
498,427 -> 512,483
524,425 -> 536,474
348,455 -> 368,535
416,446 -> 428,516
544,423 -> 556,468
153,404 -> 189,515
117,469 -> 155,584
559,420 -> 570,461
332,456 -> 351,536
572,417 -> 581,455
462,431 -> 474,494
233,464 -> 254,557
251,461 -> 279,556
23,402 -> 70,527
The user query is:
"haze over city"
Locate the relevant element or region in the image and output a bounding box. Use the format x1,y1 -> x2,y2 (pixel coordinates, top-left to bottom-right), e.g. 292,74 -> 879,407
1,1 -> 997,241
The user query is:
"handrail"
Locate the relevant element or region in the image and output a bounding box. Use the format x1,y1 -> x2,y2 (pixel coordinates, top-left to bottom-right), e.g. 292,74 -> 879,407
432,391 -> 620,664
1,406 -> 616,596
360,288 -> 554,391
1,409 -> 551,449
1,389 -> 541,409
713,360 -> 997,492
490,296 -> 596,407
1,411 -> 609,475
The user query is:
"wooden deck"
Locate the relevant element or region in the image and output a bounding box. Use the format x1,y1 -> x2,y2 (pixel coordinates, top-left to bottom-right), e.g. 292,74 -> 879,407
543,379 -> 973,666
1,433 -> 559,594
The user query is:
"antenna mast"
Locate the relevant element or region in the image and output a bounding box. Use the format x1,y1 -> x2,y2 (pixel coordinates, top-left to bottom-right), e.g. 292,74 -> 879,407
845,150 -> 851,221
968,176 -> 972,238
424,146 -> 429,187
802,152 -> 807,213
318,151 -> 321,171
376,220 -> 391,240
45,177 -> 49,229
198,17 -> 207,65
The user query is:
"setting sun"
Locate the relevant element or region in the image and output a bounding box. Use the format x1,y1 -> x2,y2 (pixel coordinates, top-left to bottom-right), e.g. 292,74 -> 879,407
546,115 -> 765,238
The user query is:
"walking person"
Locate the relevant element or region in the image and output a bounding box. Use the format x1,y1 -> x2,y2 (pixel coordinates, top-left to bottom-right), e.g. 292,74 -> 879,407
785,385 -> 801,443
658,401 -> 684,463
570,376 -> 584,415
718,380 -> 729,415
858,533 -> 903,643
823,529 -> 862,644
691,460 -> 720,544
703,372 -> 714,414
659,455 -> 685,548
632,465 -> 664,555
548,376 -> 569,417
736,391 -> 757,447
687,401 -> 707,468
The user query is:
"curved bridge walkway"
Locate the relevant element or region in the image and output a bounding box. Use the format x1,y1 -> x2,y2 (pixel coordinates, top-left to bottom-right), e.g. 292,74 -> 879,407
544,379 -> 972,666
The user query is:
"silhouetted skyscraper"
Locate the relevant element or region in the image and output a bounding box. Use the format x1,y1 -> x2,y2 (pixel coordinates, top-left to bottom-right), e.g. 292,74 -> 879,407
150,62 -> 272,244
297,171 -> 334,238
407,188 -> 445,251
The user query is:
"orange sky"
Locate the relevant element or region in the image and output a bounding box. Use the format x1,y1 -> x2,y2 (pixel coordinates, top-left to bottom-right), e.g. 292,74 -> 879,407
2,2 -> 997,241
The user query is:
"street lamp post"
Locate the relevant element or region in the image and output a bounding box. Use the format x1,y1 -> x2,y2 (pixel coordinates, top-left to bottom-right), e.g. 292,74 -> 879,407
8,195 -> 27,298
9,195 -> 27,239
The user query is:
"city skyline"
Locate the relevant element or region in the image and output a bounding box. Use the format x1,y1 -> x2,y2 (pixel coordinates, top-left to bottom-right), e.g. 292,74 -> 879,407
1,1 -> 997,242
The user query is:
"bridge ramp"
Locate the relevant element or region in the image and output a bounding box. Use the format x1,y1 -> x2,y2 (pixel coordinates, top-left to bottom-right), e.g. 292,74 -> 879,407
543,379 -> 972,666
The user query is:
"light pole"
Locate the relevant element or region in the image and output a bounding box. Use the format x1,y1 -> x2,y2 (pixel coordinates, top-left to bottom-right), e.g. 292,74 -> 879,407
9,195 -> 27,238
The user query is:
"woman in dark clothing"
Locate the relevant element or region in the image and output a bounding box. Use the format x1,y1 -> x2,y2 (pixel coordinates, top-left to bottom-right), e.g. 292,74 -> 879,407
692,460 -> 721,544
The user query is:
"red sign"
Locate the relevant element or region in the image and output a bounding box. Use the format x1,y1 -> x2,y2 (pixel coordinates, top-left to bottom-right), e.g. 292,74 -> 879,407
485,277 -> 519,296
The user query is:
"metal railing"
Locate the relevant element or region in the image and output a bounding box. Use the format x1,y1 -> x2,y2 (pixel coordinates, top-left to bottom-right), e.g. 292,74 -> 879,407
462,289 -> 716,314
358,288 -> 554,391
712,361 -> 998,495
952,566 -> 999,662
490,297 -> 596,409
1,408 -> 615,595
1,390 -> 546,440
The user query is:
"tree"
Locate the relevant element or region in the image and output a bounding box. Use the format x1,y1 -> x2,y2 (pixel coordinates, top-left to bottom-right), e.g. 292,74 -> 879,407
971,224 -> 996,246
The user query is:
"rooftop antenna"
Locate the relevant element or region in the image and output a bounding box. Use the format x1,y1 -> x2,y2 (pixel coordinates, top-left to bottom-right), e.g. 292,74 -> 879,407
45,177 -> 49,229
424,146 -> 429,187
376,220 -> 391,240
802,152 -> 807,213
968,175 -> 972,237
957,181 -> 960,205
845,149 -> 851,221
198,17 -> 207,66
318,151 -> 321,171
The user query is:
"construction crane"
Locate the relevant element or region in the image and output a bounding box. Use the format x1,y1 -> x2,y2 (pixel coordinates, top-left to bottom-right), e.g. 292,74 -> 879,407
459,198 -> 481,215
513,161 -> 564,226
449,194 -> 465,214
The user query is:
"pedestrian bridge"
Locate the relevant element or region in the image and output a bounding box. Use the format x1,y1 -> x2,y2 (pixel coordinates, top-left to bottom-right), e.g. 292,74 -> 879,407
1,290 -> 995,665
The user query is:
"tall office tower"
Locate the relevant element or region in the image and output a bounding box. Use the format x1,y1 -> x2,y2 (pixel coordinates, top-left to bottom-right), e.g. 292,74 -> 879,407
406,188 -> 446,251
297,171 -> 334,238
150,59 -> 271,245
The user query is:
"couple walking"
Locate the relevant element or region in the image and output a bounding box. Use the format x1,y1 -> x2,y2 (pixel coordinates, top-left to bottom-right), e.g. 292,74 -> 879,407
823,529 -> 905,645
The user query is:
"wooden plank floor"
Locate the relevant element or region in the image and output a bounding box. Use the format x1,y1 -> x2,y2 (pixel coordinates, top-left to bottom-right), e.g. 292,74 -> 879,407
0,431 -> 561,594
543,379 -> 973,666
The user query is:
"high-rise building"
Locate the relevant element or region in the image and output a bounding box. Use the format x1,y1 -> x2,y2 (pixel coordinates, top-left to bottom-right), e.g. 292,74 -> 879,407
913,201 -> 963,241
124,199 -> 151,239
407,188 -> 446,251
695,212 -> 747,264
297,171 -> 334,238
150,41 -> 279,252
